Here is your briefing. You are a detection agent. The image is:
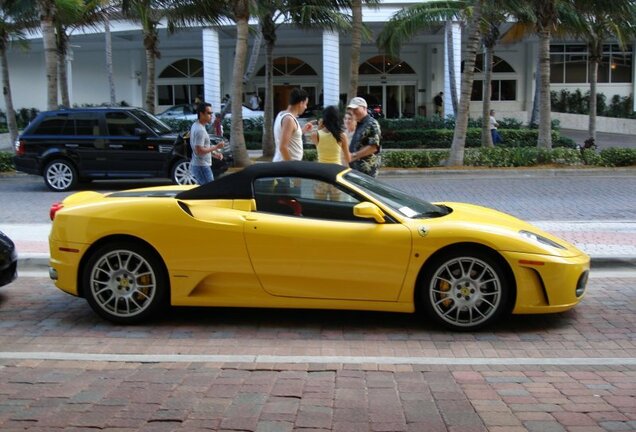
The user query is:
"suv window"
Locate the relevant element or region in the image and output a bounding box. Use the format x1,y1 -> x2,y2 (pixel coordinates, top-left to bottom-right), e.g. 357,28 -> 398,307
106,112 -> 142,136
33,117 -> 68,135
32,114 -> 100,136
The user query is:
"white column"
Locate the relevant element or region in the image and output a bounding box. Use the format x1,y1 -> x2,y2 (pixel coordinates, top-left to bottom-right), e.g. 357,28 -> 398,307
443,21 -> 461,117
202,28 -> 221,111
322,30 -> 340,107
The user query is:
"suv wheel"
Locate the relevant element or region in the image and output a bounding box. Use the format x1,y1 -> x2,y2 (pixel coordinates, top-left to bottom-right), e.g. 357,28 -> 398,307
44,159 -> 78,192
171,159 -> 197,185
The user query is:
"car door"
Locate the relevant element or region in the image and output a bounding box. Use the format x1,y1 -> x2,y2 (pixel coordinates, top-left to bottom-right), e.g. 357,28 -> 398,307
104,111 -> 163,175
243,176 -> 412,302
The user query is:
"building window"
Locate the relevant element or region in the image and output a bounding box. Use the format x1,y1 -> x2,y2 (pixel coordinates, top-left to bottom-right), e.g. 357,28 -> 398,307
359,55 -> 415,75
550,44 -> 633,83
256,57 -> 317,76
157,59 -> 203,106
464,55 -> 517,101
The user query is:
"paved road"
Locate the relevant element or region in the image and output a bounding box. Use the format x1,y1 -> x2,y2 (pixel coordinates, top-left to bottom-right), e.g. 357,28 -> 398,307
1,169 -> 635,223
1,273 -> 635,431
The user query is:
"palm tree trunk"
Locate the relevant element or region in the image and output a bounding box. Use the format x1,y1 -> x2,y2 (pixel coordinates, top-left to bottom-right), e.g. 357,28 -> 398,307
231,10 -> 251,167
1,44 -> 19,146
41,10 -> 58,110
529,53 -> 540,127
347,0 -> 362,101
482,46 -> 493,147
446,1 -> 482,166
262,39 -> 275,158
57,31 -> 70,107
105,17 -> 116,105
537,28 -> 552,148
588,60 -> 598,144
144,47 -> 155,113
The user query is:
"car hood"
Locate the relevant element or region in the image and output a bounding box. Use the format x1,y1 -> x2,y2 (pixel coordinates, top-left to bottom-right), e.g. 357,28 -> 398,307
407,202 -> 585,258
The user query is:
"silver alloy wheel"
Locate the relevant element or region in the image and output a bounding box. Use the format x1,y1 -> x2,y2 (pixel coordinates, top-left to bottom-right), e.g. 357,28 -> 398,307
89,249 -> 157,318
173,160 -> 197,185
429,256 -> 502,328
45,161 -> 75,191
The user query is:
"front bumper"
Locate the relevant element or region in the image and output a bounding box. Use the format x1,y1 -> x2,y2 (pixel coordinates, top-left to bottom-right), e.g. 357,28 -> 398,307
505,251 -> 590,314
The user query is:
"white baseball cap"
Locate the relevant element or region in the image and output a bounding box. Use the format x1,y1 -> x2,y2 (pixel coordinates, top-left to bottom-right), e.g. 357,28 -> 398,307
347,97 -> 368,109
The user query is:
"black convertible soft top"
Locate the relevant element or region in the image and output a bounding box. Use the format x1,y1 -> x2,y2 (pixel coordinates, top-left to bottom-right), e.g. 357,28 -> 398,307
176,161 -> 347,200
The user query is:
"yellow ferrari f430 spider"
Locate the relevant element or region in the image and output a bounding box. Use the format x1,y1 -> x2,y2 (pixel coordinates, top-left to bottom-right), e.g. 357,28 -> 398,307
48,161 -> 590,330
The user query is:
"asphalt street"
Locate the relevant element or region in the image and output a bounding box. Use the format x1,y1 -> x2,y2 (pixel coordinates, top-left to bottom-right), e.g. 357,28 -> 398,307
1,168 -> 635,223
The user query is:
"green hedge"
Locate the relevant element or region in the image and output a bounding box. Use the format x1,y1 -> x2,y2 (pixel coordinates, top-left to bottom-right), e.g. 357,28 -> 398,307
376,147 -> 636,168
0,152 -> 14,171
382,128 -> 574,149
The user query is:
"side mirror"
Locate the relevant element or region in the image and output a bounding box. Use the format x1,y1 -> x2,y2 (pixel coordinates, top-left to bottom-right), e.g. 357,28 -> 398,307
353,202 -> 385,223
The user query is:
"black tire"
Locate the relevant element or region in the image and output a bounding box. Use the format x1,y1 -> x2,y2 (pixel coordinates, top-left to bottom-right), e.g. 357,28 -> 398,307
420,248 -> 510,331
43,159 -> 78,192
82,241 -> 168,324
171,159 -> 197,185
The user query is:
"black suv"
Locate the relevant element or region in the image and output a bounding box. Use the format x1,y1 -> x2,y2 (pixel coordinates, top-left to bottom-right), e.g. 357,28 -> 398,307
14,107 -> 230,191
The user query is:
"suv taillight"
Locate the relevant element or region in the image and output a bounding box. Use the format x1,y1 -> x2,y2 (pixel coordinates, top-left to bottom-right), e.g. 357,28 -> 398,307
15,139 -> 25,156
50,202 -> 64,221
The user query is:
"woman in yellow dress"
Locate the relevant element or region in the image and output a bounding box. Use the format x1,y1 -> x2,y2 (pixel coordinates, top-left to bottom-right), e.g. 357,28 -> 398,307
309,106 -> 351,165
309,106 -> 351,199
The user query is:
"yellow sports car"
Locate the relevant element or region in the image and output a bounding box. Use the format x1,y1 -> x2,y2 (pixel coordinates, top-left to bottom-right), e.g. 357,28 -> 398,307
48,161 -> 590,330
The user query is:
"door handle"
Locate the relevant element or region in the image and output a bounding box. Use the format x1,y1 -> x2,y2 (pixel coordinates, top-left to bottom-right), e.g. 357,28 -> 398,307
243,215 -> 258,221
65,144 -> 79,148
109,144 -> 123,149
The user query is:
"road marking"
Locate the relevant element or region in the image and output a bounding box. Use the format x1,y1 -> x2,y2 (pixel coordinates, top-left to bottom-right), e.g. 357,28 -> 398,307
1,352 -> 635,365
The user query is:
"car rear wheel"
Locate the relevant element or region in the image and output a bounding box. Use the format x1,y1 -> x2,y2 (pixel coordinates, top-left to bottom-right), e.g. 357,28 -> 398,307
421,249 -> 509,331
44,159 -> 77,192
171,159 -> 197,185
82,241 -> 168,324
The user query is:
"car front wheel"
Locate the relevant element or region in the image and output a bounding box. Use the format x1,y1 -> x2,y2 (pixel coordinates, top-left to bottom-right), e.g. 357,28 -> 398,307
44,159 -> 77,192
171,159 -> 197,185
82,241 -> 168,324
421,249 -> 510,331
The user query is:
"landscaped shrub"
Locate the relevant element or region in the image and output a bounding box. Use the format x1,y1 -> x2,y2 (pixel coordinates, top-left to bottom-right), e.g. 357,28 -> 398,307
0,151 -> 15,171
600,147 -> 636,166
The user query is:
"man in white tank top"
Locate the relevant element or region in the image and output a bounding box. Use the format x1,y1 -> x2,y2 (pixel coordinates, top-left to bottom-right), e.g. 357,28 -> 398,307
273,88 -> 312,161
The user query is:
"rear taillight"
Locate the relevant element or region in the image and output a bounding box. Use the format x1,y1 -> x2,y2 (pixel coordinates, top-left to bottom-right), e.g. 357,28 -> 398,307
50,202 -> 64,221
373,107 -> 381,113
15,139 -> 25,156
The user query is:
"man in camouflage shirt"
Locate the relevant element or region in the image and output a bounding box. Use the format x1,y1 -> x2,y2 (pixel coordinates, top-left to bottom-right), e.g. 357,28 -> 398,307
347,97 -> 382,177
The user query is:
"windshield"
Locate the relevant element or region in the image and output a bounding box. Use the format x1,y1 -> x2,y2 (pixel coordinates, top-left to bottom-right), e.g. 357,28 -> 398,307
132,109 -> 173,135
344,170 -> 449,219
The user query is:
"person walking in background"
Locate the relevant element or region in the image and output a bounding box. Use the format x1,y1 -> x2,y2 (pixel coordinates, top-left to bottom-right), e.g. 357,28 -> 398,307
489,109 -> 503,144
433,91 -> 443,116
309,106 -> 351,166
212,113 -> 223,137
189,103 -> 224,185
347,97 -> 382,177
273,88 -> 312,162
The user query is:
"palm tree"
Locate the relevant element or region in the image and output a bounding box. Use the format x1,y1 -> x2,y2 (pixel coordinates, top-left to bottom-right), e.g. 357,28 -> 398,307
55,0 -> 111,107
559,0 -> 636,145
0,0 -> 37,145
120,0 -> 175,113
104,13 -> 115,105
377,0 -> 485,165
37,0 -> 59,110
346,0 -> 379,103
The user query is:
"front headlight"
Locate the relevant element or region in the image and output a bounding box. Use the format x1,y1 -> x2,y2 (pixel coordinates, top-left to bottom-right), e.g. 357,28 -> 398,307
519,230 -> 566,250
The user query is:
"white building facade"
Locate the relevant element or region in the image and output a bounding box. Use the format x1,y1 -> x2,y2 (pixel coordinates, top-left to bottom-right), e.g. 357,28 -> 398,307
2,1 -> 634,122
